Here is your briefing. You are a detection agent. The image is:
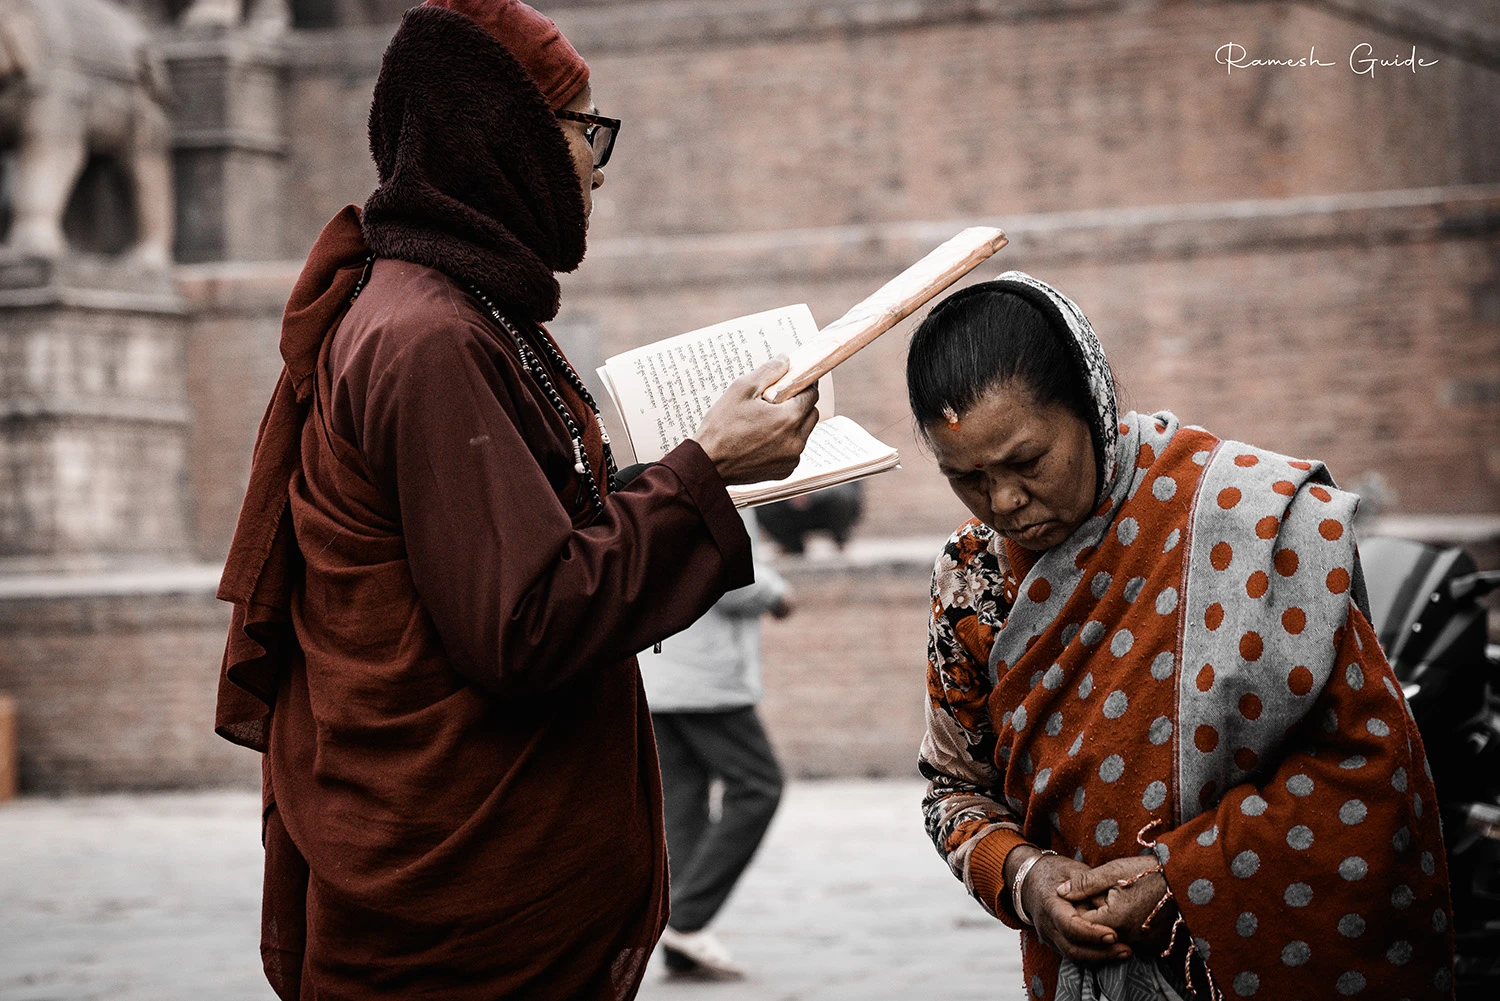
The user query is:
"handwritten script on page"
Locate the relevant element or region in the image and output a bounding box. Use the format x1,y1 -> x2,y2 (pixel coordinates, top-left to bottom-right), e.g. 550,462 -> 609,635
599,305 -> 821,463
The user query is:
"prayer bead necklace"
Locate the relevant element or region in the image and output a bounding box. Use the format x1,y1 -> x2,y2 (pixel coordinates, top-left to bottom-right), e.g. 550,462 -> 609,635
464,284 -> 618,514
349,255 -> 375,301
347,260 -> 617,515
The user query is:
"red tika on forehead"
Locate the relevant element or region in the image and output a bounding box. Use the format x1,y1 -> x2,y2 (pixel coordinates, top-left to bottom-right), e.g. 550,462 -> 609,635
423,0 -> 589,109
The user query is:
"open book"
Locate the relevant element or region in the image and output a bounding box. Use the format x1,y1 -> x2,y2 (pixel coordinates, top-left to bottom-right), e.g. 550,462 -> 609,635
595,226 -> 1006,507
595,305 -> 900,507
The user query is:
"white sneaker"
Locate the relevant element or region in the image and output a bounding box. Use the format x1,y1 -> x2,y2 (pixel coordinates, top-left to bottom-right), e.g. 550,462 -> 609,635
658,926 -> 748,980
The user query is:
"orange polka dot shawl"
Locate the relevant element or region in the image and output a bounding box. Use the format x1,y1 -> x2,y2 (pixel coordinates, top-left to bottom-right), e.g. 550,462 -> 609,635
919,408 -> 1456,1001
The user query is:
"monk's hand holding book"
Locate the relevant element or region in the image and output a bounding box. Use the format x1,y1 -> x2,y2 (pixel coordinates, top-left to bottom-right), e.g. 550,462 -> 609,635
595,226 -> 1006,506
694,356 -> 820,486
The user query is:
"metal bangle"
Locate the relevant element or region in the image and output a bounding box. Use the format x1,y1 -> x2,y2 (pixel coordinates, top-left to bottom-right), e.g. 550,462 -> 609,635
1011,848 -> 1058,926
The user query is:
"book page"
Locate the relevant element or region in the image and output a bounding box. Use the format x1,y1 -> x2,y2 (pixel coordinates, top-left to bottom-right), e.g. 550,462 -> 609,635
728,416 -> 899,508
599,304 -> 823,463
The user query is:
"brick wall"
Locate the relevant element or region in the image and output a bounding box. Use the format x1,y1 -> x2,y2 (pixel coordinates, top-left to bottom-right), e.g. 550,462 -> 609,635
759,554 -> 934,779
277,1 -> 1500,253
0,585 -> 252,792
575,2 -> 1498,239
177,266 -> 301,561
239,0 -> 1500,544
561,188 -> 1500,540
180,188 -> 1500,560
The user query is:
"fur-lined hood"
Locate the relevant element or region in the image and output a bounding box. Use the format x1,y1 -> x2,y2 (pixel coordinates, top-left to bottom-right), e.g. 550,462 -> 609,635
361,4 -> 587,322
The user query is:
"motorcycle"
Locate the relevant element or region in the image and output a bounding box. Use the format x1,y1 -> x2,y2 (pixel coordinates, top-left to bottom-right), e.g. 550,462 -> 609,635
1360,535 -> 1500,997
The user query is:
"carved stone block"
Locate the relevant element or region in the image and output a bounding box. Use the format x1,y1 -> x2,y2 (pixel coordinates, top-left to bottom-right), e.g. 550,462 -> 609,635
163,32 -> 290,262
0,262 -> 191,566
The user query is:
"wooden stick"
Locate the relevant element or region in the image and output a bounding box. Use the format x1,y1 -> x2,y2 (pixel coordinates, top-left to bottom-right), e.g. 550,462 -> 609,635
0,693 -> 16,801
763,226 -> 1007,404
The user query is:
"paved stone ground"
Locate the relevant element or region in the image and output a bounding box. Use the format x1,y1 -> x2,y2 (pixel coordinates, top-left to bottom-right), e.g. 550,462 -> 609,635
0,780 -> 1023,1000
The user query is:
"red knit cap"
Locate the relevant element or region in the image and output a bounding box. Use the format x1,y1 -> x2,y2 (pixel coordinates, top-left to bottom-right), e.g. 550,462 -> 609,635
422,0 -> 589,109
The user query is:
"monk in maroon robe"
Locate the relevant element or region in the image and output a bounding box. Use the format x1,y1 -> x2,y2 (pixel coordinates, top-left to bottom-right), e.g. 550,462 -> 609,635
212,3 -> 818,997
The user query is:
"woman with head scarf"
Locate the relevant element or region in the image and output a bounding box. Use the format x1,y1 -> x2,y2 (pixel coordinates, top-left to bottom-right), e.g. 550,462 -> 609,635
910,274 -> 1455,1000
211,2 -> 818,998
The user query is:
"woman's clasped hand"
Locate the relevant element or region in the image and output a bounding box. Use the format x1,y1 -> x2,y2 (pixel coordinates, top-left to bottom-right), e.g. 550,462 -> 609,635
1014,849 -> 1130,964
1010,848 -> 1172,965
1057,856 -> 1174,953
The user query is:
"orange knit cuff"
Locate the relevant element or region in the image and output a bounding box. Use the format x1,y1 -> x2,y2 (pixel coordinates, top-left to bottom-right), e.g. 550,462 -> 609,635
969,828 -> 1031,929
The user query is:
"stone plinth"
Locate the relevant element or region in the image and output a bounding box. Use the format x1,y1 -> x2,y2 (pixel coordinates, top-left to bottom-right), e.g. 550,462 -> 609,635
162,31 -> 290,264
0,259 -> 234,793
0,567 -> 251,792
0,260 -> 192,564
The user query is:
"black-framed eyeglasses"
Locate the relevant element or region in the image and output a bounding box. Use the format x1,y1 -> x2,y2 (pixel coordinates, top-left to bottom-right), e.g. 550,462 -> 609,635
554,109 -> 620,169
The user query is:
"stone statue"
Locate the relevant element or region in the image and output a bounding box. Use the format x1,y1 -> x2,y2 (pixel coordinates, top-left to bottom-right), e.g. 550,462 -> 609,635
0,0 -> 173,266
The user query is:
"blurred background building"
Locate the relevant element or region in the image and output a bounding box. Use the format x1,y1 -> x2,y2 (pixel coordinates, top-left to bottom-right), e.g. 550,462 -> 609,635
0,0 -> 1495,792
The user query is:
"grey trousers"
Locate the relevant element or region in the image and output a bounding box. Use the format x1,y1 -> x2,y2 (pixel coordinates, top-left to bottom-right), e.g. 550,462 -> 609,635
652,707 -> 784,933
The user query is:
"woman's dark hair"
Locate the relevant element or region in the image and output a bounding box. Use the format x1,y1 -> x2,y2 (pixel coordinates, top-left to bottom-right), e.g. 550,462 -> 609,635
906,283 -> 1096,437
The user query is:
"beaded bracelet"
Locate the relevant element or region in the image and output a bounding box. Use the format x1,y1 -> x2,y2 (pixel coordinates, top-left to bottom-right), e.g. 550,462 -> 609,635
1011,849 -> 1057,926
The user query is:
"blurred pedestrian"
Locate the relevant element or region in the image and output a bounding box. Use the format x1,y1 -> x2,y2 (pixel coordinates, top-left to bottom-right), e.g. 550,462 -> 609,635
644,509 -> 791,980
210,2 -> 818,998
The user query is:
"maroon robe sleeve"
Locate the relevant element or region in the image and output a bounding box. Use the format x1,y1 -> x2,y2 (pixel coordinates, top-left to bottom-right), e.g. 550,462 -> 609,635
348,310 -> 752,696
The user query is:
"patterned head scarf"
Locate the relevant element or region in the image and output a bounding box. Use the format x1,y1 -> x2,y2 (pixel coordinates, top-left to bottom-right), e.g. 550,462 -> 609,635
986,271 -> 1120,501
